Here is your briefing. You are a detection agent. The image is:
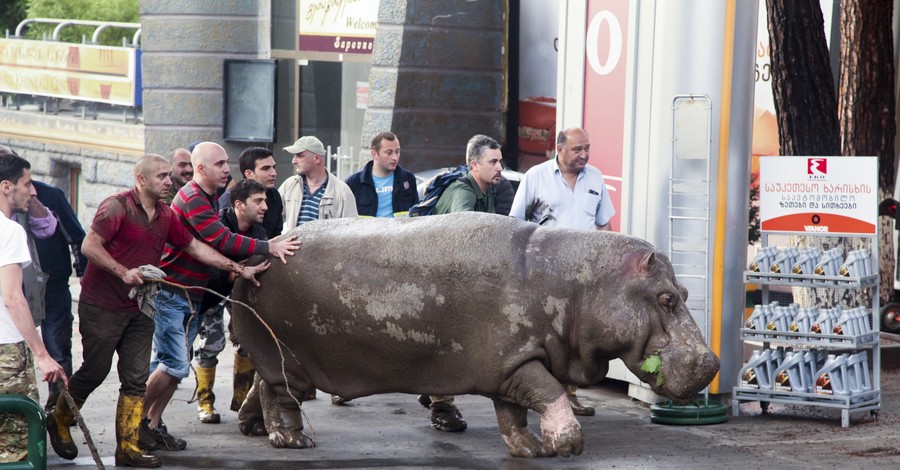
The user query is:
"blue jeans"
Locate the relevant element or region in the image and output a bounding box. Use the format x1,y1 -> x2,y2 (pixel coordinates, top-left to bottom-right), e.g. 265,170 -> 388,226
150,289 -> 199,381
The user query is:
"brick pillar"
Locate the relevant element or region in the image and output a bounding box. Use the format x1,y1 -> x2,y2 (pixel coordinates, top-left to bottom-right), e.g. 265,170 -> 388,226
140,1 -> 265,157
362,0 -> 507,171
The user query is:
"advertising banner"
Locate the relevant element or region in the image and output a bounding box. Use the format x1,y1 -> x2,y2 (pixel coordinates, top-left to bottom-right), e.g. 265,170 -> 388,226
0,39 -> 139,106
759,156 -> 877,235
299,0 -> 378,55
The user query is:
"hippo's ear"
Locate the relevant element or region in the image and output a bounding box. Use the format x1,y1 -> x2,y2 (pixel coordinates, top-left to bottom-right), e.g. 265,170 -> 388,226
623,251 -> 656,278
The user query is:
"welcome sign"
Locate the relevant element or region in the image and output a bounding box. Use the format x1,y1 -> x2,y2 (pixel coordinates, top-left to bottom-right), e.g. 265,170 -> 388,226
299,0 -> 379,55
759,156 -> 877,235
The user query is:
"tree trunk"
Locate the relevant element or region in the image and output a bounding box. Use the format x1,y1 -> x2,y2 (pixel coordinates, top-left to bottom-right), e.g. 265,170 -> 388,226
766,0 -> 840,156
766,0 -> 843,308
839,0 -> 897,308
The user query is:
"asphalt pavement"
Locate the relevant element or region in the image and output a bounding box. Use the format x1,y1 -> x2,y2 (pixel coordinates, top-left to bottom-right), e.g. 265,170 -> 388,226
36,284 -> 900,469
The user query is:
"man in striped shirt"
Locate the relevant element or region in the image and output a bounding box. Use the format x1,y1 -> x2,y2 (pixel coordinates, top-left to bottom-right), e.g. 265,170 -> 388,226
278,136 -> 356,404
143,142 -> 301,451
279,136 -> 357,233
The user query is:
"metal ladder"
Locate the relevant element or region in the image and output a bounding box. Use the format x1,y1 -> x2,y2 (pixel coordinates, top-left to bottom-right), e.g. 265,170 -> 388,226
668,95 -> 713,364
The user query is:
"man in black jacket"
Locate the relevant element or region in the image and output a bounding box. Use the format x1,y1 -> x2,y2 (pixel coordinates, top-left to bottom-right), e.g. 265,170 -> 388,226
196,179 -> 269,424
345,132 -> 418,217
32,180 -> 88,412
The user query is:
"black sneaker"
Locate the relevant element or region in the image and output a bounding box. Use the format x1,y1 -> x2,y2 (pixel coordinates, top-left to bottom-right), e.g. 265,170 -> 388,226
149,420 -> 187,451
139,418 -> 160,451
430,402 -> 467,432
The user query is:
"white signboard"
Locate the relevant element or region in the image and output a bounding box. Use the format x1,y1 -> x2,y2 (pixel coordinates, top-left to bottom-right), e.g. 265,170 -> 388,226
759,156 -> 877,235
298,0 -> 379,55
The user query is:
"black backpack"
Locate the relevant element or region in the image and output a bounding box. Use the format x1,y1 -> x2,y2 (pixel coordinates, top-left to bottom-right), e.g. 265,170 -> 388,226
408,165 -> 475,217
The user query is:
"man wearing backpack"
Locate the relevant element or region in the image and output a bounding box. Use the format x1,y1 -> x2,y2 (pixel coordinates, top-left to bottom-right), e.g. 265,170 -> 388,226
434,134 -> 504,215
415,134 -> 504,434
345,132 -> 418,218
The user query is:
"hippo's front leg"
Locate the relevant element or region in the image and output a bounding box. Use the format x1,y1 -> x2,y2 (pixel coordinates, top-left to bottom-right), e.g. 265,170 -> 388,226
493,399 -> 553,457
259,379 -> 315,449
499,360 -> 583,457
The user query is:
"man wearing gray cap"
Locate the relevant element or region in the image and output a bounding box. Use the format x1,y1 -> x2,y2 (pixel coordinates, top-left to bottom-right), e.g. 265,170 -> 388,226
269,137 -> 356,407
279,136 -> 357,233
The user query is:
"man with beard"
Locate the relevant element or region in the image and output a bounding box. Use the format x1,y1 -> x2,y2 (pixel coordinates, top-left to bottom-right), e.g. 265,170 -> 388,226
0,150 -> 66,463
47,154 -> 270,467
417,134 -> 504,433
434,134 -> 504,215
509,126 -> 616,416
163,148 -> 193,205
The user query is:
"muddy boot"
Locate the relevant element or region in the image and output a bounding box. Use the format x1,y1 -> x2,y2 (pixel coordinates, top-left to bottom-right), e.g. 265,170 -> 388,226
47,394 -> 83,460
417,394 -> 432,409
566,385 -> 595,416
44,390 -> 59,414
196,366 -> 221,423
430,402 -> 467,432
303,389 -> 317,400
114,395 -> 161,468
231,353 -> 255,412
238,375 -> 267,436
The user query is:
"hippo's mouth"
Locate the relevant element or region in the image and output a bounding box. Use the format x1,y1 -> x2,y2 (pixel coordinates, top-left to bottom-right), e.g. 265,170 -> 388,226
636,347 -> 719,403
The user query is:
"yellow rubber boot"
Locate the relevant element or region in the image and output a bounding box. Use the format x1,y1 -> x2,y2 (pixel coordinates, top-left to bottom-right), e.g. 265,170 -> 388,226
115,394 -> 161,467
47,394 -> 82,460
231,353 -> 255,412
196,366 -> 221,423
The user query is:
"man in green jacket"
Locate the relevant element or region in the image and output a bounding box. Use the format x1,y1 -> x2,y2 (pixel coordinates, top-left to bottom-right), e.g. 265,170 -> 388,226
423,134 -> 503,433
434,135 -> 504,215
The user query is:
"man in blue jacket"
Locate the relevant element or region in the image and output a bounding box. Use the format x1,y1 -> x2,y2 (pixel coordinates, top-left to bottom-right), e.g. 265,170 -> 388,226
345,132 -> 418,217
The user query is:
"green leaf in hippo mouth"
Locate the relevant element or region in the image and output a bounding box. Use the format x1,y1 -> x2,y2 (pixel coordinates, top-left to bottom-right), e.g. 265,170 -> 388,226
640,353 -> 665,386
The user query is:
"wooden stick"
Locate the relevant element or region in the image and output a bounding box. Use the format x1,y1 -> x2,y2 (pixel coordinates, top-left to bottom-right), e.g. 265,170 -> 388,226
58,381 -> 104,469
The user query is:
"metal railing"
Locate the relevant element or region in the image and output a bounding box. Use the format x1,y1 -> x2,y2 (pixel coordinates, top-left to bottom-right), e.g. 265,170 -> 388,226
326,146 -> 367,181
8,17 -> 141,47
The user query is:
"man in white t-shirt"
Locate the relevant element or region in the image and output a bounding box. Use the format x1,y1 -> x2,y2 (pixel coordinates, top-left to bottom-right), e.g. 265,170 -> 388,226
0,149 -> 66,463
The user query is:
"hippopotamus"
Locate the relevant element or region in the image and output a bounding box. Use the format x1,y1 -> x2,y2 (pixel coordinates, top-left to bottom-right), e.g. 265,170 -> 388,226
230,212 -> 719,458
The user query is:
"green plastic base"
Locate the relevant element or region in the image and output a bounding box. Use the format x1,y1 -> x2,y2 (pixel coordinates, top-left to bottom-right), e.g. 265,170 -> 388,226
650,399 -> 729,425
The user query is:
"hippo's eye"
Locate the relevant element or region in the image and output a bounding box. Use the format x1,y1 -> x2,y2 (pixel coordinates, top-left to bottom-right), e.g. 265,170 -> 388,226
659,293 -> 676,310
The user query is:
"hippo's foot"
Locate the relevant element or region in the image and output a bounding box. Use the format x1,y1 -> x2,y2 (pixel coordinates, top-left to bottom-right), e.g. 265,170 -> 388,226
539,394 -> 583,457
268,427 -> 315,449
493,398 -> 552,458
265,401 -> 313,449
239,419 -> 267,436
266,405 -> 316,449
504,425 -> 553,458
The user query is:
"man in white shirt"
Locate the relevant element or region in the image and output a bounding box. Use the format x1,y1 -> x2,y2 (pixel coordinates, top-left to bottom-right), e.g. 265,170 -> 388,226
509,127 -> 616,416
510,127 -> 615,231
0,150 -> 66,463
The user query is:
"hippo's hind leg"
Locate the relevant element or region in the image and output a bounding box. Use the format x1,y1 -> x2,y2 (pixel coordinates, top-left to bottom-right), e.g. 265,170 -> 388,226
499,361 -> 583,457
260,379 -> 315,449
237,374 -> 267,436
493,399 -> 553,457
